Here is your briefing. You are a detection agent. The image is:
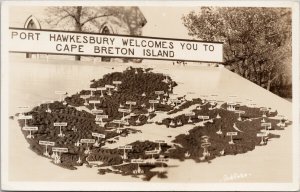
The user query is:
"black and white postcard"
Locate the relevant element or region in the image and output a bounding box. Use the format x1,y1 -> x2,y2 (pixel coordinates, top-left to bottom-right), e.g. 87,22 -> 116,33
1,1 -> 299,191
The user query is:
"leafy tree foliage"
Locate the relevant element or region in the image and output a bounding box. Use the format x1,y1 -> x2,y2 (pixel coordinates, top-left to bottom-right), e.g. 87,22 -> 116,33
182,7 -> 291,97
46,6 -> 119,60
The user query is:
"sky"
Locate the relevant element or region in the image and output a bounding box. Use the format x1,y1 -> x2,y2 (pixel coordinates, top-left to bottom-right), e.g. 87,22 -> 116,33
140,7 -> 198,39
9,6 -> 199,40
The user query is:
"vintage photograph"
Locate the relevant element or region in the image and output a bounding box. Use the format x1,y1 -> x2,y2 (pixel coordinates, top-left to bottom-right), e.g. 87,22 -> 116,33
1,1 -> 299,191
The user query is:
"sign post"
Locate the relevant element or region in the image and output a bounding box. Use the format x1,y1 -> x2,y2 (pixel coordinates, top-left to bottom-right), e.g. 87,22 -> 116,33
261,122 -> 272,132
112,119 -> 126,132
126,101 -> 136,111
80,95 -> 90,106
89,100 -> 101,110
257,132 -> 268,145
155,91 -> 164,100
54,122 -> 67,137
52,147 -> 68,164
149,100 -> 159,112
145,150 -> 159,164
105,85 -> 115,96
260,107 -> 268,118
118,108 -> 130,119
154,140 -> 166,152
185,112 -> 195,124
18,114 -> 32,127
98,87 -> 106,98
131,159 -> 145,174
92,132 -> 105,147
95,114 -> 108,127
22,126 -> 38,138
118,145 -> 133,160
80,139 -> 95,154
235,110 -> 245,121
112,81 -> 122,91
89,88 -> 96,97
39,140 -> 55,157
198,115 -> 209,127
226,132 -> 238,145
156,155 -> 169,172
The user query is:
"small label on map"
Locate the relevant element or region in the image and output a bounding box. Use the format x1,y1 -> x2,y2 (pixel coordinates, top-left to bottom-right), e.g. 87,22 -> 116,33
22,126 -> 38,131
149,100 -> 159,104
226,132 -> 238,136
80,139 -> 95,143
113,81 -> 122,84
131,159 -> 144,163
118,108 -> 130,113
105,85 -> 115,89
257,132 -> 268,137
92,133 -> 105,138
52,147 -> 68,153
155,91 -> 164,95
54,122 -> 67,126
98,87 -> 106,91
96,115 -> 108,119
39,141 -> 55,146
126,101 -> 136,105
89,100 -> 100,104
118,145 -> 133,150
198,116 -> 209,119
185,112 -> 195,116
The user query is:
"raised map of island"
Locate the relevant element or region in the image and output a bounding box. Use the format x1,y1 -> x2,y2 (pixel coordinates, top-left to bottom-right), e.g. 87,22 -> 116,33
16,67 -> 290,181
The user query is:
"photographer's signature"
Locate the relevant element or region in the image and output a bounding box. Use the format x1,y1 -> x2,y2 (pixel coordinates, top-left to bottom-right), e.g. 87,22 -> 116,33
221,173 -> 252,182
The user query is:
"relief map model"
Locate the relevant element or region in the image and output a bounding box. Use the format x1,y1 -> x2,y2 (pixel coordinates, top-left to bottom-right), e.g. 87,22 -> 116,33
16,67 -> 290,181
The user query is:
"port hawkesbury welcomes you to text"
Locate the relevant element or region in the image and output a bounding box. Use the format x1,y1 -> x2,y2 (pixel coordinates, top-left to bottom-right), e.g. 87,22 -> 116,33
9,29 -> 223,62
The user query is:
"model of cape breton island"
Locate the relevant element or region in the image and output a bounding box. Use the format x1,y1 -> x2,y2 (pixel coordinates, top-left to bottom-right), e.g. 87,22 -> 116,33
17,67 -> 290,181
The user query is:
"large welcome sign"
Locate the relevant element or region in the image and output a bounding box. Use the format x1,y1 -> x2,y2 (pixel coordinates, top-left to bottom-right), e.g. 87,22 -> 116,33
9,28 -> 223,63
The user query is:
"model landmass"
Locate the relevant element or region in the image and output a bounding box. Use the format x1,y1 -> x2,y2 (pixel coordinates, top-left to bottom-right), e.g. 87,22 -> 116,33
16,67 -> 291,181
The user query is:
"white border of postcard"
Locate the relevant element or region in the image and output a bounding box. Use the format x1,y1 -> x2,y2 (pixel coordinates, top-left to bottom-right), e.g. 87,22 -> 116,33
1,0 -> 299,191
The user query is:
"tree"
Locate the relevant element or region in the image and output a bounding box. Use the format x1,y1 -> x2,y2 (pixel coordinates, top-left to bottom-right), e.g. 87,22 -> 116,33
91,6 -> 147,63
182,7 -> 292,97
46,6 -> 119,61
